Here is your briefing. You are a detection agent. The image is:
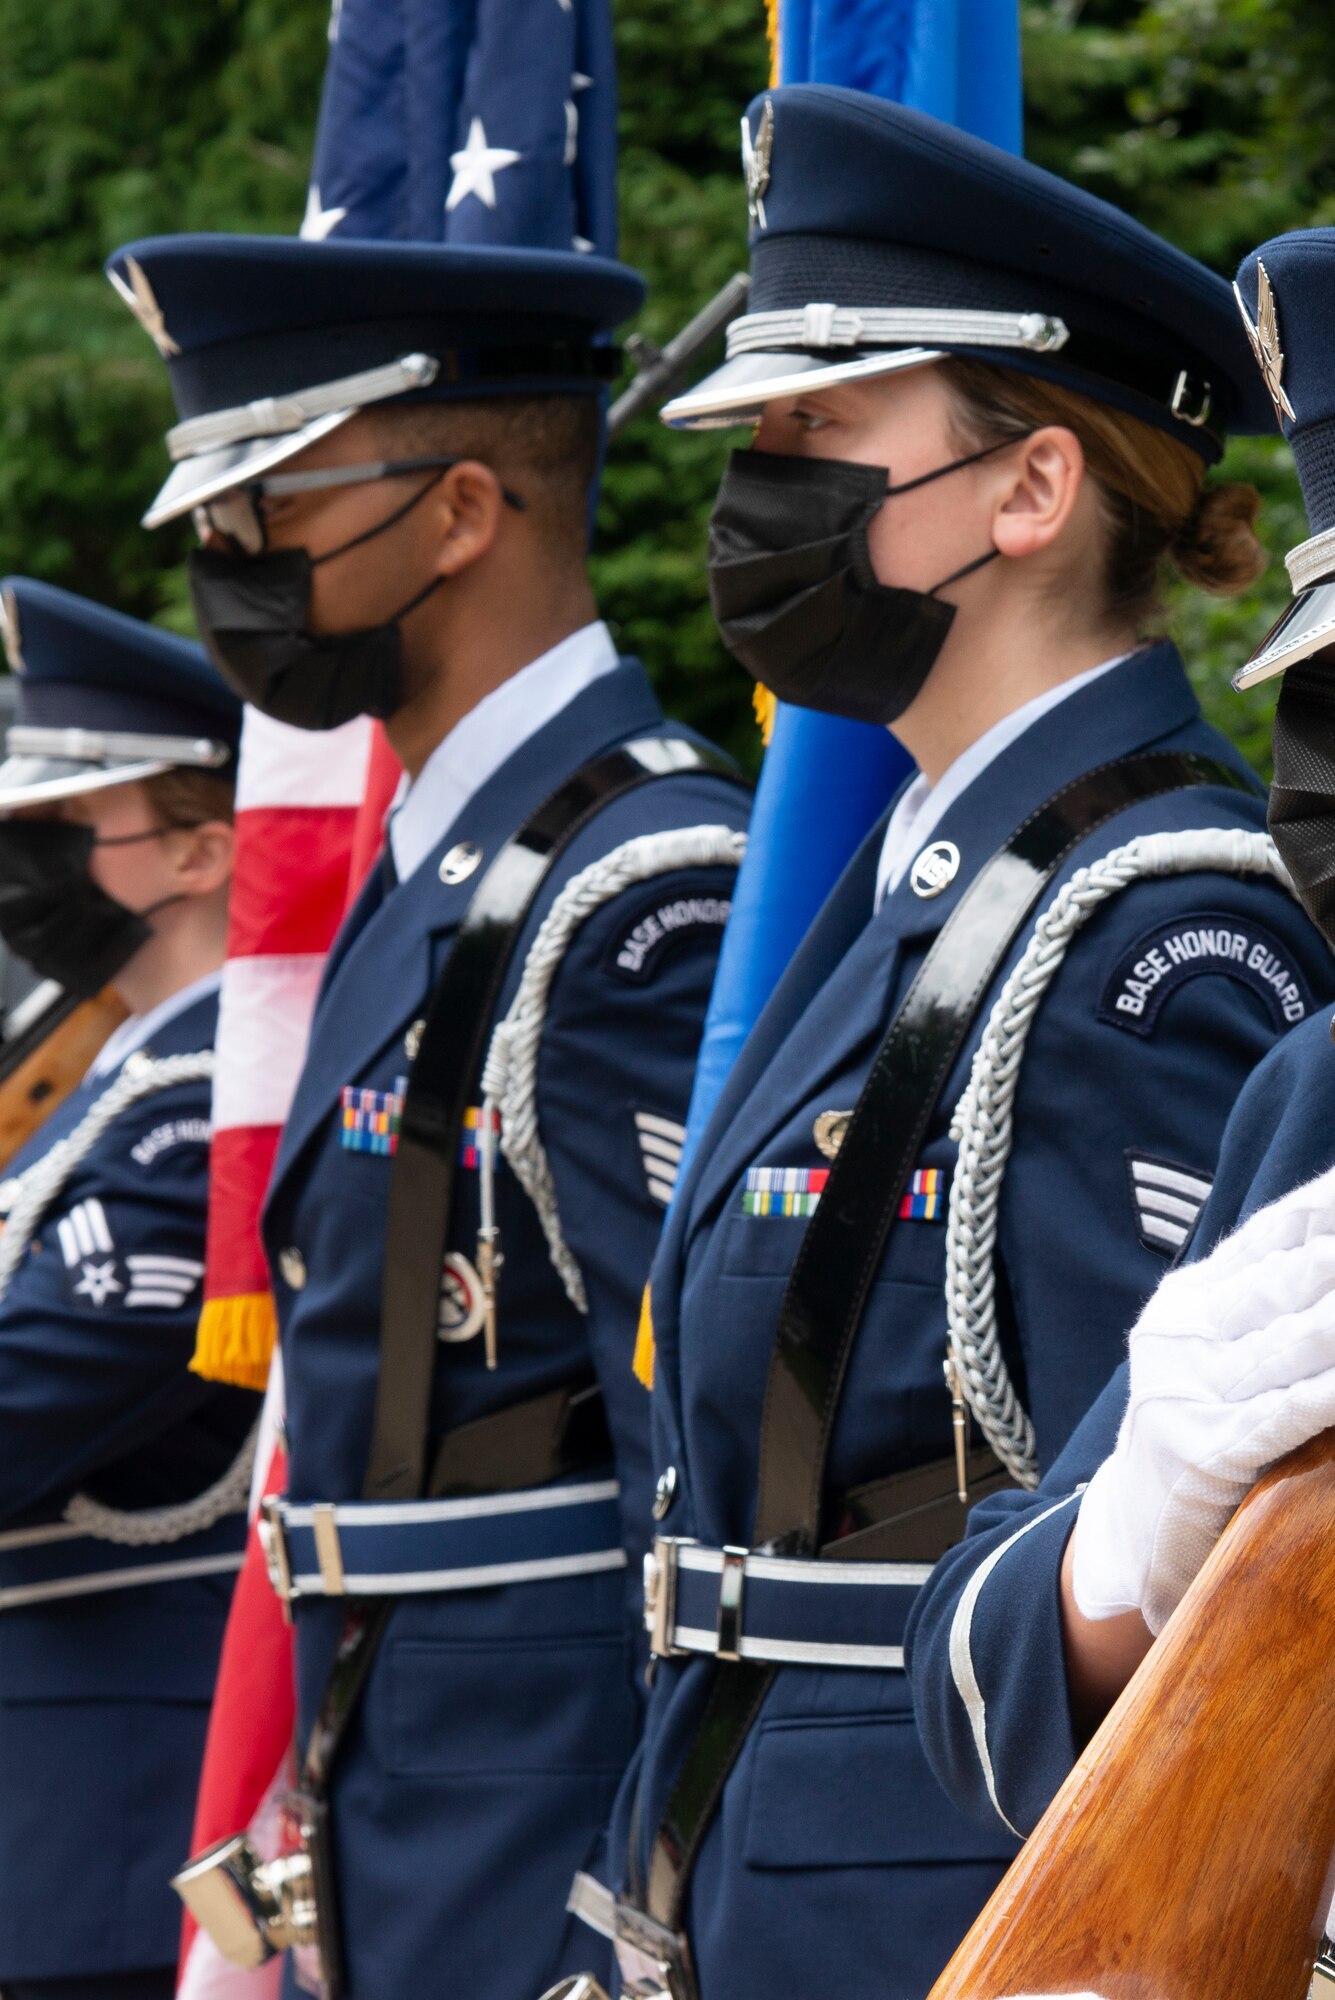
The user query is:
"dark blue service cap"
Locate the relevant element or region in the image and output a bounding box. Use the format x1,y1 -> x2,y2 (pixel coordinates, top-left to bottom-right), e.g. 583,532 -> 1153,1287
1233,233 -> 1335,688
104,234 -> 646,528
663,84 -> 1274,461
0,578 -> 241,810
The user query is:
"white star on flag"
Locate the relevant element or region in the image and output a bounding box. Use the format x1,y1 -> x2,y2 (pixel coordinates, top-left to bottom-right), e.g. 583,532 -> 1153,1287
447,119 -> 522,212
302,185 -> 348,240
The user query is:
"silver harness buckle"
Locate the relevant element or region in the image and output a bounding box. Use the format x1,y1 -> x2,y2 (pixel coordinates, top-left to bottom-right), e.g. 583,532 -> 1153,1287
258,1494 -> 296,1618
643,1535 -> 689,1658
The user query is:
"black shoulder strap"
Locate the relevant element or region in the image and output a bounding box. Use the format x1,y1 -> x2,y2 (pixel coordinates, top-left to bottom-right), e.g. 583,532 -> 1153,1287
643,747 -> 1250,1931
364,735 -> 740,1505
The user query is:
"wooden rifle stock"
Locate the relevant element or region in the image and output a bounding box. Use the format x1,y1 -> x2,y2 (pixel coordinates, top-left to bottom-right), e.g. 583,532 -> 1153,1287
928,1428 -> 1335,2000
0,985 -> 127,1171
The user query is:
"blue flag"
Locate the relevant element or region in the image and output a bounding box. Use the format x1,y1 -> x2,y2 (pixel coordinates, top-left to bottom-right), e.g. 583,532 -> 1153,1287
303,0 -> 618,256
676,0 -> 1022,1176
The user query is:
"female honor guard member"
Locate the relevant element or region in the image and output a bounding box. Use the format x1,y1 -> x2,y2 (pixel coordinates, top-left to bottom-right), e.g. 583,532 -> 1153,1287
907,229 -> 1335,1849
108,233 -> 750,2000
561,90 -> 1335,2000
0,580 -> 251,2000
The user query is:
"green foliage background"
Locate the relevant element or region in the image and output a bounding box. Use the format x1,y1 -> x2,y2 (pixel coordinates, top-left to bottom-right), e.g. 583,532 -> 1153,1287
2,0 -> 1331,775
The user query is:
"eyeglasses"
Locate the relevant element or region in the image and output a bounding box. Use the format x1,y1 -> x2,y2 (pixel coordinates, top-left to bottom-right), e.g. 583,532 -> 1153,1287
193,455 -> 527,556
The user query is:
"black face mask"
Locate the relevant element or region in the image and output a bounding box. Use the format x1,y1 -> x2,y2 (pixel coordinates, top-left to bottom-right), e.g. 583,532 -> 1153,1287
0,821 -> 157,997
188,475 -> 447,732
706,445 -> 1007,727
1268,656 -> 1335,947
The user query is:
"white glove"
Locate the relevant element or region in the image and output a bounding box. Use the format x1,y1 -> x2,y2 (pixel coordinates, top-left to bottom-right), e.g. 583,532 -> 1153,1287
1072,1160 -> 1335,1634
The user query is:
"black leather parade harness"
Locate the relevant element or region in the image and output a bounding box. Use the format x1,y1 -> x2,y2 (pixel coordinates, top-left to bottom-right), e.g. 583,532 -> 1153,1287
289,734 -> 742,1996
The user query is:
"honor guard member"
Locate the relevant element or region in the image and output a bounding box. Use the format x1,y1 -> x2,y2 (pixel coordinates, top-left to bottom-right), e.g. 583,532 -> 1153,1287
557,90 -> 1335,2000
908,229 -> 1335,1853
106,232 -> 750,2000
0,580 -> 251,2000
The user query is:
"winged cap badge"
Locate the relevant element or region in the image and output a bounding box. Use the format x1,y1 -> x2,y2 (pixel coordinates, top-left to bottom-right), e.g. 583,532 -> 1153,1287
741,96 -> 775,231
0,589 -> 21,675
1233,259 -> 1296,426
107,255 -> 181,360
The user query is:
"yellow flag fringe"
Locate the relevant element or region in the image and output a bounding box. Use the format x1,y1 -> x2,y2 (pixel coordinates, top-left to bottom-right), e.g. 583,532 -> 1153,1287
633,1282 -> 656,1390
191,1291 -> 278,1392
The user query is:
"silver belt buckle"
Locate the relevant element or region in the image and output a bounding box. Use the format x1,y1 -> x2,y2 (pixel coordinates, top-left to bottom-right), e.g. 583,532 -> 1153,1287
643,1535 -> 690,1658
613,1902 -> 696,2000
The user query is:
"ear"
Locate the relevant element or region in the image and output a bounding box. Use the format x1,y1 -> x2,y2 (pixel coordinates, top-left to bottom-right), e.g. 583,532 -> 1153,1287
165,820 -> 235,900
990,425 -> 1087,562
425,461 -> 509,579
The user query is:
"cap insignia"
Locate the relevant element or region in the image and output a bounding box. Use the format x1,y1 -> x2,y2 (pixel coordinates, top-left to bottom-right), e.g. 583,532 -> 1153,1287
1233,259 -> 1295,426
741,96 -> 774,231
0,589 -> 21,674
107,255 -> 181,360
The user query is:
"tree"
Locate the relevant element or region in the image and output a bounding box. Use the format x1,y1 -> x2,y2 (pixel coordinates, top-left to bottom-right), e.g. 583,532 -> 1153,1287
0,0 -> 1327,774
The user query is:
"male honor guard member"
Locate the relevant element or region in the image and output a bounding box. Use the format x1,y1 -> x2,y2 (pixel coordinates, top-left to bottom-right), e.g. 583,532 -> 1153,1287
107,233 -> 750,2000
907,229 -> 1335,1863
559,89 -> 1335,2000
0,581 -> 251,2000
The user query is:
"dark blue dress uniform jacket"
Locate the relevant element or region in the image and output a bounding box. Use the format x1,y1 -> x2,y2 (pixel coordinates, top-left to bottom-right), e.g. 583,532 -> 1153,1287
608,642 -> 1335,2000
262,661 -> 750,2000
907,998 -> 1335,1848
0,991 -> 256,1983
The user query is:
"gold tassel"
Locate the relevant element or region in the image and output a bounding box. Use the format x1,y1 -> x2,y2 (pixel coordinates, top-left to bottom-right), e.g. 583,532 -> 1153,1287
766,0 -> 781,83
753,683 -> 778,746
191,1291 -> 278,1392
633,1282 -> 656,1390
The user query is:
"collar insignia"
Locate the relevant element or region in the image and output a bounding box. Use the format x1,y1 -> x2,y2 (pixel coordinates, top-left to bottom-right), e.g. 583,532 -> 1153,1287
741,96 -> 774,231
1234,259 -> 1295,425
108,255 -> 181,359
0,588 -> 22,674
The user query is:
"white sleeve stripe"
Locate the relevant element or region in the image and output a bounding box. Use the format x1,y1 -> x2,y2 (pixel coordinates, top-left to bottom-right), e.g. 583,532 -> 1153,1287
1129,1160 -> 1213,1200
125,1289 -> 195,1309
1135,1189 -> 1201,1225
56,1218 -> 77,1267
634,1112 -> 688,1143
71,1205 -> 94,1258
638,1132 -> 684,1164
647,1177 -> 676,1206
946,1490 -> 1084,1840
85,1200 -> 113,1253
1141,1214 -> 1189,1248
126,1255 -> 205,1276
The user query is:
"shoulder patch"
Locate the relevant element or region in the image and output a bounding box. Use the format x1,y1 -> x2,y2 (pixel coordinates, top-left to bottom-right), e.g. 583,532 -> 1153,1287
53,1196 -> 204,1311
130,1116 -> 212,1167
1126,1151 -> 1213,1258
606,888 -> 732,983
635,1110 -> 686,1207
1099,910 -> 1313,1039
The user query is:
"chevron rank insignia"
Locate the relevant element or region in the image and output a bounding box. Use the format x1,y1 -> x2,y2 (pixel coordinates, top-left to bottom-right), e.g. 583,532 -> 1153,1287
56,1196 -> 203,1310
340,1076 -> 407,1156
635,1111 -> 686,1207
1126,1152 -> 1213,1258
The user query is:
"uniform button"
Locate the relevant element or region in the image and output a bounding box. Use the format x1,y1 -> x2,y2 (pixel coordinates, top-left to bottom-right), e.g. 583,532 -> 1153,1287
911,839 -> 961,898
653,1465 -> 679,1521
439,841 -> 483,885
405,1017 -> 426,1062
279,1247 -> 307,1291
